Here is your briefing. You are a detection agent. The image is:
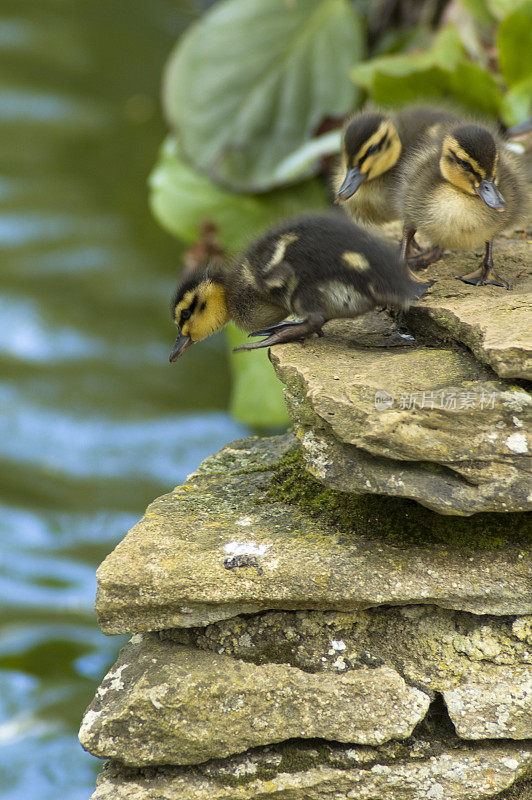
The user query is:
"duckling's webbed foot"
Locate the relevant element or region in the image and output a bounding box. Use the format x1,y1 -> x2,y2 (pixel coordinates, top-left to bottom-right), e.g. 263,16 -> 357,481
458,242 -> 510,290
234,313 -> 326,351
401,226 -> 443,270
247,320 -> 298,338
459,266 -> 510,289
406,246 -> 443,271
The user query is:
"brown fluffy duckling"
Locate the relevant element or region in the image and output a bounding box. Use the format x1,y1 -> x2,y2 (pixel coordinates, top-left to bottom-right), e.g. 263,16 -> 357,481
333,105 -> 460,225
399,122 -> 526,288
169,213 -> 432,360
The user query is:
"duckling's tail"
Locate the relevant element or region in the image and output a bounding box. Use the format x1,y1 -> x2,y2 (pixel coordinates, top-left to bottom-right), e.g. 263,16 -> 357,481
375,278 -> 434,310
409,278 -> 435,301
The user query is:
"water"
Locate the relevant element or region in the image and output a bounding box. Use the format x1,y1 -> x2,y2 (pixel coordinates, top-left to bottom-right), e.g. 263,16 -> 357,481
0,2 -> 248,797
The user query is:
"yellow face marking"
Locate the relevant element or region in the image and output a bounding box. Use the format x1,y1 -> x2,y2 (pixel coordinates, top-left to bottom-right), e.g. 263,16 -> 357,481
174,281 -> 230,342
440,135 -> 501,198
342,251 -> 370,271
440,136 -> 480,195
449,140 -> 484,176
492,150 -> 499,180
353,120 -> 402,180
264,233 -> 299,272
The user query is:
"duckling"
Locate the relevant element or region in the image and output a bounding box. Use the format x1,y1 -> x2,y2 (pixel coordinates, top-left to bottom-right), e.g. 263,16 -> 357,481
169,213 -> 433,359
333,105 -> 460,229
399,122 -> 526,288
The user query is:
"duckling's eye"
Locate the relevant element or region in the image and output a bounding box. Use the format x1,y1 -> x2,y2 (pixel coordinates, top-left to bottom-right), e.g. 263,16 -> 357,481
181,308 -> 191,321
457,158 -> 473,172
366,143 -> 379,156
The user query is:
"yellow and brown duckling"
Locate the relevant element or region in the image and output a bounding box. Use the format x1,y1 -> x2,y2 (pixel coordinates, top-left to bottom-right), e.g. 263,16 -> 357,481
333,105 -> 460,225
169,213 -> 433,360
399,122 -> 526,288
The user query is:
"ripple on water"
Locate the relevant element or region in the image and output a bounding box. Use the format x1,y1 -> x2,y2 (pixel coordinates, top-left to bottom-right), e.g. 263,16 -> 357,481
0,2 -> 241,797
0,384 -> 246,482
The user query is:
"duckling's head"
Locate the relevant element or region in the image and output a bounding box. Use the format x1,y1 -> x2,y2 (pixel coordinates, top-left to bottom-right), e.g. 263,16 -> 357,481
337,112 -> 402,200
169,271 -> 230,362
440,125 -> 506,211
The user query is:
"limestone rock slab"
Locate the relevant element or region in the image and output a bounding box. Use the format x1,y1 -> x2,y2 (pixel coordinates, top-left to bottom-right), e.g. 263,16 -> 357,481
270,317 -> 531,514
95,436 -> 532,633
79,634 -> 430,766
405,236 -> 532,380
297,427 -> 532,516
168,606 -> 532,695
444,667 -> 532,740
169,607 -> 532,744
90,740 -> 532,800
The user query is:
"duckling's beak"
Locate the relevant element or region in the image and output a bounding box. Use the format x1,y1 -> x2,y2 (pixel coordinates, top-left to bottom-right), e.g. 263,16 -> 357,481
475,180 -> 506,212
337,166 -> 366,200
169,333 -> 193,362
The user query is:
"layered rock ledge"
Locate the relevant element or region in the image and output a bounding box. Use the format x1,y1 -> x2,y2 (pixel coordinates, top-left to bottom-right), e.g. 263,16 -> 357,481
94,435 -> 532,635
80,634 -> 430,766
405,236 -> 532,381
82,227 -> 531,799
83,435 -> 531,798
91,739 -> 532,800
270,311 -> 531,516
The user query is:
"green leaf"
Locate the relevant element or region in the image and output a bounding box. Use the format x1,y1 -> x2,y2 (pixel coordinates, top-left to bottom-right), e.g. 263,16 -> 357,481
350,25 -> 464,91
458,0 -> 496,24
225,324 -> 289,428
447,61 -> 503,117
351,21 -> 502,120
271,129 -> 342,185
429,25 -> 469,66
149,137 -> 327,254
498,1 -> 532,86
368,62 -> 502,118
371,63 -> 502,117
487,0 -> 529,19
501,75 -> 532,124
370,66 -> 449,107
163,0 -> 363,191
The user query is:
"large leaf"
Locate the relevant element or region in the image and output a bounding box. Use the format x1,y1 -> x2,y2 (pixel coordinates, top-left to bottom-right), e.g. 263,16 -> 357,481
371,64 -> 502,117
498,1 -> 532,86
225,324 -> 289,428
351,24 -> 502,119
500,75 -> 532,124
350,26 -> 465,90
486,0 -> 530,18
371,66 -> 450,107
447,62 -> 503,117
149,137 -> 327,254
163,0 -> 362,192
458,0 -> 496,24
271,129 -> 342,185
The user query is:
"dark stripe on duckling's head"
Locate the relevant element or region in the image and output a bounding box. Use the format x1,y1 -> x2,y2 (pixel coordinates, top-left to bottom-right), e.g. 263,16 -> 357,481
343,112 -> 386,162
171,274 -> 204,321
451,125 -> 498,178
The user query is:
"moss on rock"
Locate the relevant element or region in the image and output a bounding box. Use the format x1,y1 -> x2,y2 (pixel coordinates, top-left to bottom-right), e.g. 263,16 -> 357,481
266,446 -> 530,549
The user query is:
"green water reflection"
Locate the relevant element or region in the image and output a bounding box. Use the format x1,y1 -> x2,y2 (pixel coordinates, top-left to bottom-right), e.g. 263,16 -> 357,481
0,2 -> 247,798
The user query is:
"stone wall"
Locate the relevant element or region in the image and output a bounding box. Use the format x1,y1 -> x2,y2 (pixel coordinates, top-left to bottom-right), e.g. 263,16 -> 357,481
80,230 -> 531,799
